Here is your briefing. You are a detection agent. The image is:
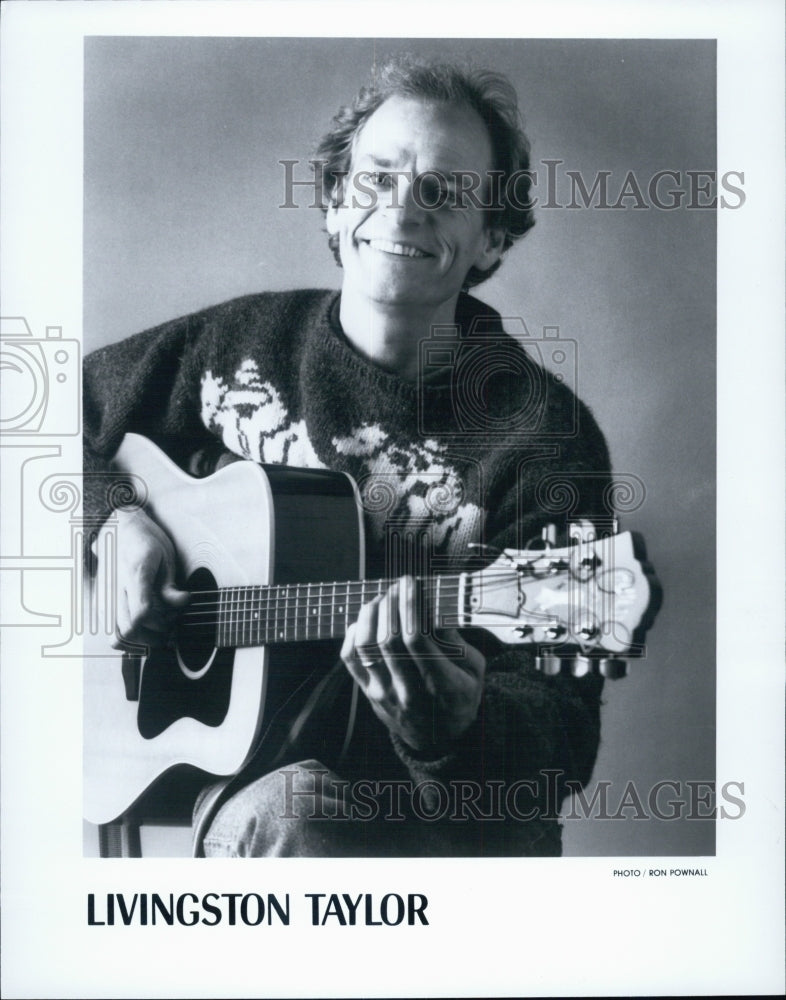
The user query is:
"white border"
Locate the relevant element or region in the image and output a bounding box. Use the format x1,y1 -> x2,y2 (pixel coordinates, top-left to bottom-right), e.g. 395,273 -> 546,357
1,1 -> 784,997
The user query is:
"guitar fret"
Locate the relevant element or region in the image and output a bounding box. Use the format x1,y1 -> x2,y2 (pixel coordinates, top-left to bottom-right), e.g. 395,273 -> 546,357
292,584 -> 298,641
241,585 -> 247,647
252,586 -> 260,645
218,574 -> 465,648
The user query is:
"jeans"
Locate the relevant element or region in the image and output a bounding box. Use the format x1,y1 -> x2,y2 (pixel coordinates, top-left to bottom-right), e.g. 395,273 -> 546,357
197,758 -> 563,858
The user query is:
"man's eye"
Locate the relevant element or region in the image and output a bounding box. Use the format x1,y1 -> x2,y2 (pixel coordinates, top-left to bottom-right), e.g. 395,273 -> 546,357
366,171 -> 393,188
417,175 -> 452,207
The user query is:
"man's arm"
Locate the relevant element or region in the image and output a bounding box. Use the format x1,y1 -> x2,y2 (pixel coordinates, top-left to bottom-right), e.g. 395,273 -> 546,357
348,401 -> 614,819
83,311 -> 215,641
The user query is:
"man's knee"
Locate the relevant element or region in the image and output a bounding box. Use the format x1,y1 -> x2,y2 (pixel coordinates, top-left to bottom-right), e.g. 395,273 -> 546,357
201,760 -> 345,857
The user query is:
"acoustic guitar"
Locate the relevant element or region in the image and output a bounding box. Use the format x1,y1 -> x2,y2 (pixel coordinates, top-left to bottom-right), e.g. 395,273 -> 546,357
84,433 -> 655,825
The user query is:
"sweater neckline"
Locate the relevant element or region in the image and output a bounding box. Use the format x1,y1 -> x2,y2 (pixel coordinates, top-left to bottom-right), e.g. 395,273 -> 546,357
321,294 -> 427,400
321,291 -> 502,395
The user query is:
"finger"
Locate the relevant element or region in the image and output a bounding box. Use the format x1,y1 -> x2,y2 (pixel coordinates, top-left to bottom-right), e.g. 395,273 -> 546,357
376,580 -> 400,652
110,625 -> 164,654
398,578 -> 486,688
341,623 -> 370,684
349,597 -> 397,700
378,580 -> 425,705
397,575 -> 431,678
353,594 -> 384,660
146,533 -> 190,609
160,581 -> 190,608
341,622 -> 385,695
125,581 -> 177,634
112,590 -> 166,651
157,538 -> 190,607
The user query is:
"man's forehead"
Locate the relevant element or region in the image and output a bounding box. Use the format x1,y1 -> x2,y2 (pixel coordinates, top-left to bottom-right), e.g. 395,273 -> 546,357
350,95 -> 494,171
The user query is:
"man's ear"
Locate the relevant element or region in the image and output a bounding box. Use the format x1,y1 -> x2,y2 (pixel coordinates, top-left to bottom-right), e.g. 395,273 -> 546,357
473,225 -> 506,272
326,199 -> 340,236
325,181 -> 346,236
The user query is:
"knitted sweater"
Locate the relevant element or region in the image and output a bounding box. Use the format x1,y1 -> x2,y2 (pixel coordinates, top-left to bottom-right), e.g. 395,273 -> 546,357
84,289 -> 612,855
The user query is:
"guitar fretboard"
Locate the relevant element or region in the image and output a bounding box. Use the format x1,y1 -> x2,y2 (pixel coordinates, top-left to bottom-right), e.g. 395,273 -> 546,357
183,577 -> 465,648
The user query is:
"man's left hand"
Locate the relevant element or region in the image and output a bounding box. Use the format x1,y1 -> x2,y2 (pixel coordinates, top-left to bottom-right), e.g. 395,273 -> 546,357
340,575 -> 486,751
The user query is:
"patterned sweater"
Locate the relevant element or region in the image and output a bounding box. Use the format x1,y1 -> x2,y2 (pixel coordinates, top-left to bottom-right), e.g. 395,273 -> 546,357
84,289 -> 612,855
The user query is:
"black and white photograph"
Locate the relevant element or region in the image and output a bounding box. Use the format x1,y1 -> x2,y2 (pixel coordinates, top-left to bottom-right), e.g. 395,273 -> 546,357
1,2 -> 783,997
79,33 -> 714,862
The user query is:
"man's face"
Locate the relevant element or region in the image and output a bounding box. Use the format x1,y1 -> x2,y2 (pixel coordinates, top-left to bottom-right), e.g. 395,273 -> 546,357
327,96 -> 505,313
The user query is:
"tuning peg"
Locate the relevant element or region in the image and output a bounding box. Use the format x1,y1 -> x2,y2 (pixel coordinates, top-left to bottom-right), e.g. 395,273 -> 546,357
598,657 -> 628,679
535,654 -> 563,676
570,655 -> 593,677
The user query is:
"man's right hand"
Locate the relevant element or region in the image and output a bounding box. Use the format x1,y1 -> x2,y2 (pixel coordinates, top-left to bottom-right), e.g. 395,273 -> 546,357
106,507 -> 189,650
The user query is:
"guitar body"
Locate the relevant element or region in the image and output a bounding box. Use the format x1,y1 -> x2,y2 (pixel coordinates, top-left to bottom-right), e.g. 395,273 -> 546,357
84,434 -> 363,825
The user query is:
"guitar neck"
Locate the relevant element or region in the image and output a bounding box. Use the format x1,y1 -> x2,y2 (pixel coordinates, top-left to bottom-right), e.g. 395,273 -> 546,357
183,576 -> 465,648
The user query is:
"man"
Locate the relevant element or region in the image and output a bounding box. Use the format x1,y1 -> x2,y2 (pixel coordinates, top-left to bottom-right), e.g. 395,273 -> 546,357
84,57 -> 612,856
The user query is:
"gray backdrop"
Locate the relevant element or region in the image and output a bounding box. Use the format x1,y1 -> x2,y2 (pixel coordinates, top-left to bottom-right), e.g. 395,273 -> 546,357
84,37 -> 716,856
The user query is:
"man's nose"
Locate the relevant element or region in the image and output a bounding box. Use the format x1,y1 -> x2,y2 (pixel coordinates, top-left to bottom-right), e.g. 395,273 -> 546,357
384,175 -> 426,223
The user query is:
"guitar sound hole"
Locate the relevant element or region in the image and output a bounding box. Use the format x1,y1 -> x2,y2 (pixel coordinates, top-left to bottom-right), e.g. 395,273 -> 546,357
136,566 -> 234,740
177,566 -> 217,674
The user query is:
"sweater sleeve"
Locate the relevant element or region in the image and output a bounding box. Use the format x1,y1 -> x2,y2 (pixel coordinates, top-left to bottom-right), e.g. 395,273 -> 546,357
389,394 -> 613,828
83,311 -> 217,525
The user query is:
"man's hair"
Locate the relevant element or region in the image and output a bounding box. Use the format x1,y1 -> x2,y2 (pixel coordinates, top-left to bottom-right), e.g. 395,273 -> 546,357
315,56 -> 535,288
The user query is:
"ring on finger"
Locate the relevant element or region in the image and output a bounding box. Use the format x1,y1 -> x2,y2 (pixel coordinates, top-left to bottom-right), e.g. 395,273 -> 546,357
356,646 -> 379,669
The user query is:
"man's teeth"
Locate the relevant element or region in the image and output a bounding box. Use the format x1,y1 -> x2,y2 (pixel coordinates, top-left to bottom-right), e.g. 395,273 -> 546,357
366,239 -> 428,258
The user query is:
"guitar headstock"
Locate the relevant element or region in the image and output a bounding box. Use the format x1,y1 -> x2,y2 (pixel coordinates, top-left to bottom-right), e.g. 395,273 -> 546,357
464,528 -> 656,677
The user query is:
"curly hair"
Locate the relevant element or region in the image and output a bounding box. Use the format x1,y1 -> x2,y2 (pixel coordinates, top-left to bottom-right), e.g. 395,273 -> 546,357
315,56 -> 536,288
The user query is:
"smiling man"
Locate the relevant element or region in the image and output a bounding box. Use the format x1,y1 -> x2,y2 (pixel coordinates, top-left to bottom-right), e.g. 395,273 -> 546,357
326,95 -> 506,380
84,57 -> 613,857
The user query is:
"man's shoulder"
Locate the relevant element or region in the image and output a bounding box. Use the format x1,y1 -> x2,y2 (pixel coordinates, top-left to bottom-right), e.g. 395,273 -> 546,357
85,289 -> 338,362
457,293 -> 607,451
165,288 -> 337,334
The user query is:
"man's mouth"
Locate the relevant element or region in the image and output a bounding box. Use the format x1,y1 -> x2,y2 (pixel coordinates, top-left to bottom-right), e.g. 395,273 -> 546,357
361,238 -> 432,259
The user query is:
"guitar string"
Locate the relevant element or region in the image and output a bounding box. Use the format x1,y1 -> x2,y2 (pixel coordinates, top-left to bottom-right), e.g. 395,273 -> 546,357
176,565 -> 577,616
176,578 -> 564,624
178,586 -> 585,627
176,581 -> 585,634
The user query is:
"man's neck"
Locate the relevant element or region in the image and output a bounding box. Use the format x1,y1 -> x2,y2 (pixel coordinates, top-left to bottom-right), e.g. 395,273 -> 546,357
338,289 -> 460,383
